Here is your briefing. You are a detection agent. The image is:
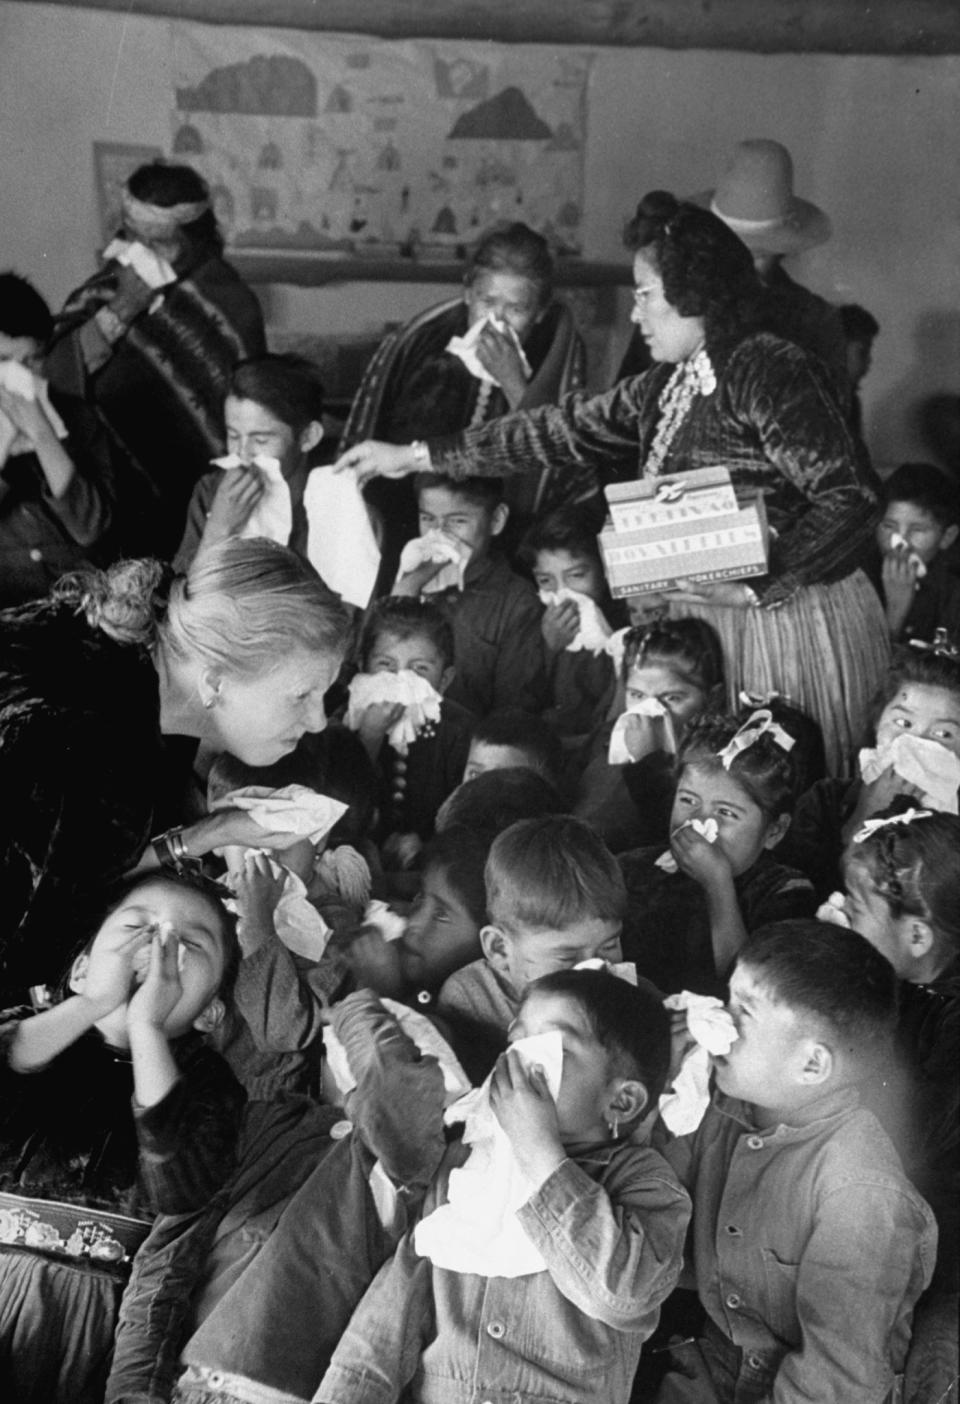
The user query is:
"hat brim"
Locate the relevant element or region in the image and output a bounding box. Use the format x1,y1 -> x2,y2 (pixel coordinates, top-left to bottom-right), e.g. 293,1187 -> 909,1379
688,188 -> 831,254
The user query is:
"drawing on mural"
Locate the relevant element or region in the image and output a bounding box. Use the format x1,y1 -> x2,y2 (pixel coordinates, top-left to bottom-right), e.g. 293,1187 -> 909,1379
170,25 -> 592,257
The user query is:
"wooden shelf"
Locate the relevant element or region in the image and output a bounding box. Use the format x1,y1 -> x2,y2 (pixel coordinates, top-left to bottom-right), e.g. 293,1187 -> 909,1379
231,250 -> 632,289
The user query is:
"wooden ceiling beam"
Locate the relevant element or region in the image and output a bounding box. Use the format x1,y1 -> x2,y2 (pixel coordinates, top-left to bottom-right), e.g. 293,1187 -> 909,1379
21,0 -> 960,56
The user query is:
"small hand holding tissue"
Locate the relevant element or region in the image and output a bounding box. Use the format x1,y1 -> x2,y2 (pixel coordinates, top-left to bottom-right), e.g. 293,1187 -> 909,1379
816,892 -> 852,928
397,529 -> 471,594
346,670 -> 443,755
211,453 -> 289,542
609,695 -> 678,766
655,817 -> 719,874
446,314 -> 532,386
0,359 -> 68,460
859,734 -> 960,814
659,991 -> 738,1135
886,531 -> 928,580
413,1031 -> 564,1278
537,587 -> 612,655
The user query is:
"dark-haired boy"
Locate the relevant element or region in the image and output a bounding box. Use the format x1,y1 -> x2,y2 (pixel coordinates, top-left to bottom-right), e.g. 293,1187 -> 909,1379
875,462 -> 960,645
316,968 -> 691,1404
436,816 -> 625,1077
392,474 -> 549,716
0,271 -> 114,606
463,707 -> 564,790
651,920 -> 937,1404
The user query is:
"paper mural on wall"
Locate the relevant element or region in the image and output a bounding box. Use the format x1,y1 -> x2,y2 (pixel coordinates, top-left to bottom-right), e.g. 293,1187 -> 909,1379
170,24 -> 592,257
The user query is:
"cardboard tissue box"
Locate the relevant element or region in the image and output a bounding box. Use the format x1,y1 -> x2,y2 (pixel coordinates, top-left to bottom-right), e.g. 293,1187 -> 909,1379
599,467 -> 769,597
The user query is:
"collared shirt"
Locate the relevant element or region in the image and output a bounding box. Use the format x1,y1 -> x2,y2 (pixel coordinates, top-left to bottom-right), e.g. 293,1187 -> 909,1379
662,1088 -> 938,1403
315,1135 -> 690,1404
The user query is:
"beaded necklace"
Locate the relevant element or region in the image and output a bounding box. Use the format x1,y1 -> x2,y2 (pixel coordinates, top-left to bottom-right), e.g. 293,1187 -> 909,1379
644,346 -> 717,478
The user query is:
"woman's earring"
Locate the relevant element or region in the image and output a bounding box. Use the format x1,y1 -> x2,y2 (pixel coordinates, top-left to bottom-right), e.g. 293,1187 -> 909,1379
609,1115 -> 620,1141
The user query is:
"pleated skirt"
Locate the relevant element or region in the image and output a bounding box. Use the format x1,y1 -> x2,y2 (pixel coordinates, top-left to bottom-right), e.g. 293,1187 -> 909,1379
668,569 -> 890,776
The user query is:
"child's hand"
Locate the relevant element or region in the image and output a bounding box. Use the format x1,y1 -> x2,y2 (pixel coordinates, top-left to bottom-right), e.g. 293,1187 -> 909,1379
0,384 -> 55,450
126,929 -> 182,1032
80,921 -> 153,1018
235,852 -> 287,955
670,824 -> 733,888
358,700 -> 406,745
541,598 -> 581,653
204,465 -> 264,544
391,558 -> 447,598
490,1049 -> 564,1182
343,925 -> 405,997
382,831 -> 423,871
622,711 -> 670,762
881,549 -> 921,636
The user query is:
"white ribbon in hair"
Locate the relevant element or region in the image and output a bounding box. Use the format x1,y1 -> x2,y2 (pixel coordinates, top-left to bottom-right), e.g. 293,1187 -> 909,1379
717,708 -> 795,770
852,808 -> 933,844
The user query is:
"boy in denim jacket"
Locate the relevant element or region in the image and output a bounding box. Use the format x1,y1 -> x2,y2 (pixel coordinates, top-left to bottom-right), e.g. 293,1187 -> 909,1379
316,967 -> 691,1404
650,920 -> 937,1404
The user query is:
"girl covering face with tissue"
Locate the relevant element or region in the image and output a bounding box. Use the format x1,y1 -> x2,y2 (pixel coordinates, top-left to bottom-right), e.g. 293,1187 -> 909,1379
575,618 -> 725,853
782,644 -> 960,901
619,711 -> 815,996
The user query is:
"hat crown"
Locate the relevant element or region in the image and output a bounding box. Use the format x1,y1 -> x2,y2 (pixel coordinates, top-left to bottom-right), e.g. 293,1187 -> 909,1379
713,140 -> 798,223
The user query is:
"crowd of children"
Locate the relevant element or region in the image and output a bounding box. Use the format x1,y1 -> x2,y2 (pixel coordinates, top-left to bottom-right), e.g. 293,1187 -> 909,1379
3,177 -> 960,1404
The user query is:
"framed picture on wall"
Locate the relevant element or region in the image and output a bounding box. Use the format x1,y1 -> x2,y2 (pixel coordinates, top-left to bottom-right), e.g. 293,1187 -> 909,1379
93,141 -> 165,248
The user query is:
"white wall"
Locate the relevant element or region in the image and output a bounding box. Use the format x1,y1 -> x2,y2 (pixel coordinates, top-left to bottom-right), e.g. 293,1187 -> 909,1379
3,2 -> 958,464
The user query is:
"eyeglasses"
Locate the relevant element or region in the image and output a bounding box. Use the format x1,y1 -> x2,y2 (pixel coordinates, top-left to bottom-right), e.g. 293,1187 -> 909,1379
632,285 -> 657,309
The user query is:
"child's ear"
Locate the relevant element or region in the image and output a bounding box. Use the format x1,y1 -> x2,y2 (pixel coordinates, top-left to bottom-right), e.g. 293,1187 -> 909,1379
490,503 -> 509,538
763,813 -> 791,851
299,420 -> 324,454
939,523 -> 959,552
438,665 -> 456,694
799,1039 -> 832,1086
480,924 -> 511,973
68,952 -> 89,996
607,1078 -> 648,1127
193,997 -> 226,1035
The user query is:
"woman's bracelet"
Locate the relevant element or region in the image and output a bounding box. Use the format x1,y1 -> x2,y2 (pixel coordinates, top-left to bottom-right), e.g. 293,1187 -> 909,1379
151,826 -> 190,874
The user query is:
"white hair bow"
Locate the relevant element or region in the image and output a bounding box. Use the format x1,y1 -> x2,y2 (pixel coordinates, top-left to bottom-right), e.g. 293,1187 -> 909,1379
717,708 -> 795,770
852,808 -> 933,844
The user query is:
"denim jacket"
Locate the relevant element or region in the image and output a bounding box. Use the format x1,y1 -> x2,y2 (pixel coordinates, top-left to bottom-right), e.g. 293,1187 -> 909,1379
662,1088 -> 938,1404
315,1134 -> 690,1404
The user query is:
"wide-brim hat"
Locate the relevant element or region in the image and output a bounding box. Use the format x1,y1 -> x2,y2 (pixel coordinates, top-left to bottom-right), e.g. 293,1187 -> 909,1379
689,139 -> 831,255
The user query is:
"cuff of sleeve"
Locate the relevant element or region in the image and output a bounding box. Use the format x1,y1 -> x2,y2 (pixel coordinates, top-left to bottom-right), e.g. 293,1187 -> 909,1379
133,1074 -> 188,1152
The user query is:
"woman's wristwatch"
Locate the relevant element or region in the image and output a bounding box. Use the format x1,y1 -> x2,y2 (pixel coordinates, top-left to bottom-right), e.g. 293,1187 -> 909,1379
410,440 -> 431,470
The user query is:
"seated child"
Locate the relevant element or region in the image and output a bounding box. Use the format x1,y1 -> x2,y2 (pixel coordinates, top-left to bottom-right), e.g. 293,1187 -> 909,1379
392,472 -> 548,716
436,814 -> 625,1078
462,706 -> 564,789
108,991 -> 451,1404
519,505 -> 624,739
838,809 -> 959,1401
317,967 -> 692,1404
0,271 -> 114,607
874,462 -> 960,645
649,921 -> 937,1404
619,711 -> 815,996
348,596 -> 474,868
782,641 -> 960,899
576,618 -> 725,852
0,871 -> 244,1404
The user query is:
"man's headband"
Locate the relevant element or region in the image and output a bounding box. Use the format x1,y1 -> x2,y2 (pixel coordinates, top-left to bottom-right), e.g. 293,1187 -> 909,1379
122,188 -> 210,238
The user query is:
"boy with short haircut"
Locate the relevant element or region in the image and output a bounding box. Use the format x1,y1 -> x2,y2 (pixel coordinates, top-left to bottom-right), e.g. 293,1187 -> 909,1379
354,597 -> 474,858
652,919 -> 937,1404
875,462 -> 960,644
392,472 -> 548,716
463,707 -> 564,789
436,815 -> 625,1073
316,967 -> 692,1404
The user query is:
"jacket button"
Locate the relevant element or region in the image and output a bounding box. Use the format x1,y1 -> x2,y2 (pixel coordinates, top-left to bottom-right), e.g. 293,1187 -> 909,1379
29,548 -> 43,562
747,1354 -> 764,1370
747,1134 -> 764,1150
726,1293 -> 741,1310
486,1320 -> 505,1339
329,1119 -> 353,1140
